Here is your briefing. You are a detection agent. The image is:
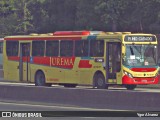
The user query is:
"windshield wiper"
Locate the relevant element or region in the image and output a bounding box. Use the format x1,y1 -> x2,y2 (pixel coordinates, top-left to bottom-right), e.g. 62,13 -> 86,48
130,46 -> 134,55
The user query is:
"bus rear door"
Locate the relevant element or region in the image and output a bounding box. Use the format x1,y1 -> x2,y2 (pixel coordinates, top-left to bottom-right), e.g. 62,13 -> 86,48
19,43 -> 31,82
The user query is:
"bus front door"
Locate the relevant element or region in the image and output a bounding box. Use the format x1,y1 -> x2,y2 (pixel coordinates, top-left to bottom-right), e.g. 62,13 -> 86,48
19,43 -> 31,82
106,42 -> 121,84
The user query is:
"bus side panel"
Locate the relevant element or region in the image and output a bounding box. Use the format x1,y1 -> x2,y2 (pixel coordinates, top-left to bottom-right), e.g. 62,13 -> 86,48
3,41 -> 19,81
4,60 -> 19,81
30,64 -> 65,84
45,67 -> 65,84
78,58 -> 105,85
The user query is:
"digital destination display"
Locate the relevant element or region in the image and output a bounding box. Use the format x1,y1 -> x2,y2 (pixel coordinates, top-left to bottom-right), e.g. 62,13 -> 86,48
124,36 -> 156,42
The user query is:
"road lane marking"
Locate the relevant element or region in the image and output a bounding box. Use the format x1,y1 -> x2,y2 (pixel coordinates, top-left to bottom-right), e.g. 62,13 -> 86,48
0,101 -> 129,111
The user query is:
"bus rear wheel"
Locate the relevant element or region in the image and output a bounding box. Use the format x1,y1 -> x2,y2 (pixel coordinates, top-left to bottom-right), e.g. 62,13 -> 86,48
35,71 -> 51,87
94,73 -> 108,89
125,85 -> 137,90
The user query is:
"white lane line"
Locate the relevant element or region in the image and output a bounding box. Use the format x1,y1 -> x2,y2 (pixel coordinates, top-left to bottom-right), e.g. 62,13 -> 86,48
0,82 -> 34,86
0,101 -> 128,111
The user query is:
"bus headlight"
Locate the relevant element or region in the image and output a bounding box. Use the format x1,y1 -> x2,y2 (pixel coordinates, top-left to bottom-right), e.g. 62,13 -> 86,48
123,70 -> 133,78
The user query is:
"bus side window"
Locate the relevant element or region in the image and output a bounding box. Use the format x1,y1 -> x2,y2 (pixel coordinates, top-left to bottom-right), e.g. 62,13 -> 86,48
32,41 -> 45,56
60,41 -> 73,57
75,40 -> 89,57
144,47 -> 155,65
46,41 -> 59,57
22,44 -> 30,57
6,41 -> 19,56
90,40 -> 104,57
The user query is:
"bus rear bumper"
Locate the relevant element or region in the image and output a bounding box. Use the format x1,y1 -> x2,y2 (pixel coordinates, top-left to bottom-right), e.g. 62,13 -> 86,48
122,75 -> 159,85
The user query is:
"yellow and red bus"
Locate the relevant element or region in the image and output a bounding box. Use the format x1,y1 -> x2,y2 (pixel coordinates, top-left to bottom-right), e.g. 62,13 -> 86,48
3,31 -> 159,90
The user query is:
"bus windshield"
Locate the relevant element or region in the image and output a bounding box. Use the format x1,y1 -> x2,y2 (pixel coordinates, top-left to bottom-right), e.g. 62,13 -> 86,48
123,44 -> 157,66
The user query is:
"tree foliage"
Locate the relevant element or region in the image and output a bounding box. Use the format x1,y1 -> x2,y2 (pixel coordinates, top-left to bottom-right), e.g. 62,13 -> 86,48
0,0 -> 160,37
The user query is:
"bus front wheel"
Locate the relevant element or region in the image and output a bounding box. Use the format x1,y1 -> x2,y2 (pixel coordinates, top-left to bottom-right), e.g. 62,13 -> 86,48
35,71 -> 51,87
94,73 -> 108,89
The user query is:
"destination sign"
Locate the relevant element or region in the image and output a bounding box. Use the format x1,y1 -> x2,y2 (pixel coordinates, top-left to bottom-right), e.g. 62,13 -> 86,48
124,36 -> 156,42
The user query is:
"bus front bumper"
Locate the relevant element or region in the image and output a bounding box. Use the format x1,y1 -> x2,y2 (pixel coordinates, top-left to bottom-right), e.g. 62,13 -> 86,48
122,75 -> 159,85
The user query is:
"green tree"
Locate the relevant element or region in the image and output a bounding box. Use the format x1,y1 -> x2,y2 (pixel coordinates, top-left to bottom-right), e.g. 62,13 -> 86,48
0,0 -> 17,37
1,0 -> 160,36
28,0 -> 47,33
41,0 -> 77,32
75,0 -> 103,30
95,0 -> 132,31
13,0 -> 34,34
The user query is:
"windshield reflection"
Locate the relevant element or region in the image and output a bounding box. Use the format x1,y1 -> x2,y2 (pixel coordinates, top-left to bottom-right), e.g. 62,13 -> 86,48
123,45 -> 157,66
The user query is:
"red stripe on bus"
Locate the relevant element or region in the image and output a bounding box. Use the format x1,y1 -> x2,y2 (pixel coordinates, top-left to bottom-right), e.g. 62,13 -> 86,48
8,56 -> 20,61
33,57 -> 50,66
8,56 -> 30,62
122,75 -> 159,84
33,57 -> 75,69
50,57 -> 75,69
8,56 -> 76,69
78,60 -> 92,68
131,68 -> 156,72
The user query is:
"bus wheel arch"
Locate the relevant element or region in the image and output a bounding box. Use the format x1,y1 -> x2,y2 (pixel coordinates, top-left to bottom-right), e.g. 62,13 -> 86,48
35,70 -> 51,87
93,71 -> 108,89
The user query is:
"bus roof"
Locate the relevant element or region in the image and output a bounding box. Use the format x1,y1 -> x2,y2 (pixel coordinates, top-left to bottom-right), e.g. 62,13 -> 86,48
4,31 -> 156,41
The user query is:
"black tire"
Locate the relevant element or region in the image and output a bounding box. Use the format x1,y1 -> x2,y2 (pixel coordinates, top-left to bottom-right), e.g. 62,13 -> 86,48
125,85 -> 137,90
64,84 -> 77,88
94,73 -> 108,89
35,71 -> 52,87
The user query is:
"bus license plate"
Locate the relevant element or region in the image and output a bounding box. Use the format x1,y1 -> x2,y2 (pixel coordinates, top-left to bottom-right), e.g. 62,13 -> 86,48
142,80 -> 147,83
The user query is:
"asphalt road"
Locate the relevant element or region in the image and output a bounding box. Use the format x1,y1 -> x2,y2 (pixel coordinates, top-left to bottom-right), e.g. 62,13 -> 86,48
0,80 -> 160,93
0,101 -> 118,111
0,81 -> 160,120
0,101 -> 160,120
